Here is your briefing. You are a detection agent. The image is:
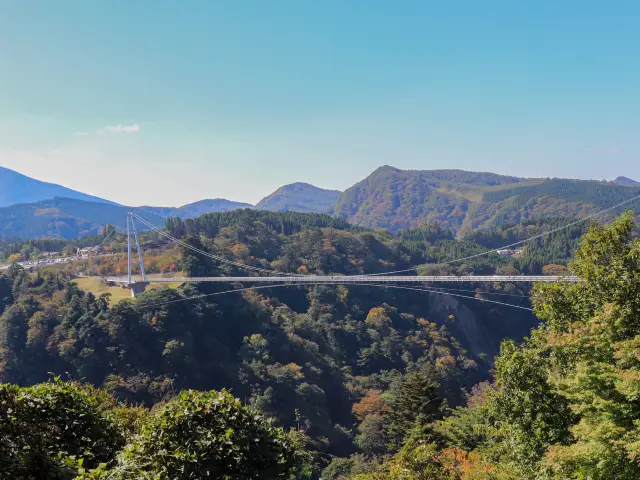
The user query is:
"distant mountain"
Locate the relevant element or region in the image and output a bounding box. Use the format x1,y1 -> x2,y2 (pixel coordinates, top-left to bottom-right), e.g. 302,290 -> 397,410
141,199 -> 253,220
0,198 -> 150,239
254,183 -> 340,213
333,166 -> 640,235
614,176 -> 640,187
3,164 -> 639,240
0,197 -> 251,239
176,199 -> 253,217
0,165 -> 116,207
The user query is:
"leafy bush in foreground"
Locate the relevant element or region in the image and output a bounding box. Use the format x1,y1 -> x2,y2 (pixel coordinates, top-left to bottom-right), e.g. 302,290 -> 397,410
0,380 -> 124,479
82,389 -> 303,479
0,381 -> 304,479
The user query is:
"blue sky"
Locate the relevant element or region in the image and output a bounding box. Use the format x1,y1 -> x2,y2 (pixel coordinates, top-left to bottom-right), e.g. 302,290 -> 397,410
0,1 -> 638,206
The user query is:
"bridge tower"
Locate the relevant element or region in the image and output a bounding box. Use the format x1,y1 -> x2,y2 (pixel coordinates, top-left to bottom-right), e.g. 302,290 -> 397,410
126,213 -> 148,296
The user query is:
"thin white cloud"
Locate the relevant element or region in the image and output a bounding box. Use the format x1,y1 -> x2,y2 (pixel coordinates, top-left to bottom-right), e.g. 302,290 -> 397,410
73,124 -> 141,136
97,124 -> 141,134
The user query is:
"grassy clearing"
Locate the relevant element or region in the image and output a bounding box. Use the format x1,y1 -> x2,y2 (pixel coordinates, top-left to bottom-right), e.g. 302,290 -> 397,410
74,276 -> 184,305
74,277 -> 133,303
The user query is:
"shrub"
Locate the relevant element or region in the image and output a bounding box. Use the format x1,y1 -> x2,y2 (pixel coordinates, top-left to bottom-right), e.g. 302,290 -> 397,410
0,380 -> 124,479
88,389 -> 302,479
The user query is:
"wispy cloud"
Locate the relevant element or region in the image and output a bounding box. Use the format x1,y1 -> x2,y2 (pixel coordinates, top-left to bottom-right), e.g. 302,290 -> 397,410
74,124 -> 141,136
98,124 -> 141,134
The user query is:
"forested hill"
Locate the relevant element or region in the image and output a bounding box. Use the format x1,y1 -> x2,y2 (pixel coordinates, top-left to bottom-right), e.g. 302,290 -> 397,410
3,165 -> 640,241
164,208 -> 360,238
0,197 -> 251,239
0,208 -> 537,477
332,165 -> 640,235
2,208 -> 638,477
0,197 -> 154,239
254,182 -> 340,213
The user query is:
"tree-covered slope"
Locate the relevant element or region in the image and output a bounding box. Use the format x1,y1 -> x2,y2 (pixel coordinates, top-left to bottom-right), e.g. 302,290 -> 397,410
255,182 -> 341,213
0,197 -> 165,239
0,210 -> 539,474
332,166 -> 640,235
0,197 -> 252,239
3,208 -> 634,477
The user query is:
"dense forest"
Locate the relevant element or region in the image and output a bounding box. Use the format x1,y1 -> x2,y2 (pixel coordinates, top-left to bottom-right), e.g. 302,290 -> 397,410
1,210 -> 638,478
331,166 -> 640,235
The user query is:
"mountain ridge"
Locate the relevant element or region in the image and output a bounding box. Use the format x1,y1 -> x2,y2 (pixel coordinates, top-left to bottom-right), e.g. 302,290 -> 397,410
139,199 -> 253,219
332,166 -> 640,235
0,197 -> 253,239
0,165 -> 118,207
614,176 -> 640,187
1,165 -> 639,239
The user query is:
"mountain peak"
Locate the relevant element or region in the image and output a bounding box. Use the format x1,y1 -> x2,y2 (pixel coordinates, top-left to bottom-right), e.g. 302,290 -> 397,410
613,176 -> 640,186
372,165 -> 401,174
254,183 -> 340,213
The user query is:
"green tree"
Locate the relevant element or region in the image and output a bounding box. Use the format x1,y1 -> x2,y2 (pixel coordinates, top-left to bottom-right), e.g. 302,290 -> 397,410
0,304 -> 29,381
469,211 -> 640,478
0,380 -> 125,479
87,389 -> 304,479
388,366 -> 442,448
354,442 -> 456,480
532,211 -> 640,478
0,274 -> 12,315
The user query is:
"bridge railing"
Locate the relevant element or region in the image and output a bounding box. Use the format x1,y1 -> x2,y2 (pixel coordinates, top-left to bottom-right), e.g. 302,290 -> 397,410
106,275 -> 580,285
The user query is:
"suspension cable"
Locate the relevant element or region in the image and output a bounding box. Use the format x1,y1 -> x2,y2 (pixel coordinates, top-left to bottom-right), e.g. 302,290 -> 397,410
136,281 -> 533,311
132,212 -> 302,276
364,191 -> 640,276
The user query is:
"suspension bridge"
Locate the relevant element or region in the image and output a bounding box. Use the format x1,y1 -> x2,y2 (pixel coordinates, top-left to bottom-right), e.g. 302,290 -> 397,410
106,213 -> 580,297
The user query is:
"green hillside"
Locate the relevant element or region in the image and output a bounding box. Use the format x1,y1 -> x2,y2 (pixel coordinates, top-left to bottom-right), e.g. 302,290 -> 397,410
332,166 -> 640,235
3,167 -> 639,241
0,197 -> 251,239
3,210 -> 637,477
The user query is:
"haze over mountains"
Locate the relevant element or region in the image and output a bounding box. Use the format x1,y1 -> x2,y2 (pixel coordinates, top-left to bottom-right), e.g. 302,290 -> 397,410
254,182 -> 340,213
0,165 -> 117,207
0,164 -> 638,239
614,176 -> 640,187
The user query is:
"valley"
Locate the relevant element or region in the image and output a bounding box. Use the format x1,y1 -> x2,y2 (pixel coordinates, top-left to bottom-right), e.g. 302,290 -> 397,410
3,3 -> 639,477
2,197 -> 638,478
1,161 -> 639,480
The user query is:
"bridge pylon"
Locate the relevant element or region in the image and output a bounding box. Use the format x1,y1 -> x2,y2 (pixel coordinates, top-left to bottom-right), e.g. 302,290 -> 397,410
127,213 -> 148,297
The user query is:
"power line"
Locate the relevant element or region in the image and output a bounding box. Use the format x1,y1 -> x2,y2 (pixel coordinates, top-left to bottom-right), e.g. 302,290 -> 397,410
132,212 -> 302,276
136,281 -> 532,311
132,190 -> 640,282
133,213 -> 280,274
131,207 -> 171,220
365,191 -> 640,276
422,285 -> 530,298
137,283 -> 298,308
371,283 -> 533,311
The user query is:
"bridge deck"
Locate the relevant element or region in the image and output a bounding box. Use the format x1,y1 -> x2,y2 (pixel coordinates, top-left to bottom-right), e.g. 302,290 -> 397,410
106,275 -> 579,285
